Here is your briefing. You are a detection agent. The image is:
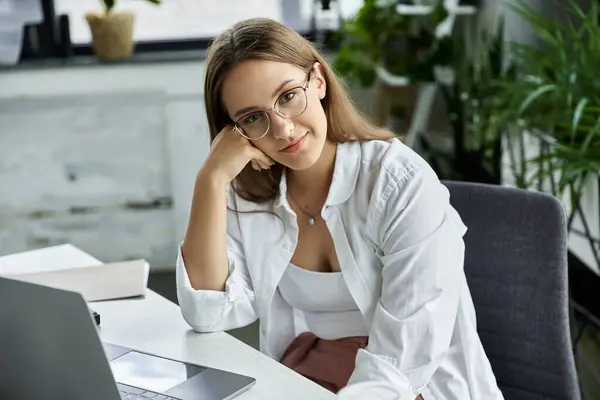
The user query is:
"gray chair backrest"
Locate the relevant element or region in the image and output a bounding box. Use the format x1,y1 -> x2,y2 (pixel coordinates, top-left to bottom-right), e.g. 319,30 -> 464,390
443,180 -> 580,400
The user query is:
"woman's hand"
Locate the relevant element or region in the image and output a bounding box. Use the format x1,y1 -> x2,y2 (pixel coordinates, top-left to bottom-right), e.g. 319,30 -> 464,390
200,125 -> 274,186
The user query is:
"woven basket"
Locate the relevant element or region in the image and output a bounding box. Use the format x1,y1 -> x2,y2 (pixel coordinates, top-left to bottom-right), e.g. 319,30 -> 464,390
85,11 -> 135,61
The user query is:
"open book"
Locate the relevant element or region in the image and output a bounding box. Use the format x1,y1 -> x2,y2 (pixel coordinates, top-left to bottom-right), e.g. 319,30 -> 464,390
0,244 -> 149,302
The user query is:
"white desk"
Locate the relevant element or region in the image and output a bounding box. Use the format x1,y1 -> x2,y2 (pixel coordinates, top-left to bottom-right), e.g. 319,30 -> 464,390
90,290 -> 336,400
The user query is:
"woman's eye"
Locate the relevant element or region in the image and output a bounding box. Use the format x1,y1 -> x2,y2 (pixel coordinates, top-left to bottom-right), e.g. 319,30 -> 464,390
243,114 -> 260,124
281,91 -> 296,103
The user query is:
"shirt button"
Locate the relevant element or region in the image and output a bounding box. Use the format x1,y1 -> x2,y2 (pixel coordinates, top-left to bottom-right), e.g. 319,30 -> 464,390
261,327 -> 267,335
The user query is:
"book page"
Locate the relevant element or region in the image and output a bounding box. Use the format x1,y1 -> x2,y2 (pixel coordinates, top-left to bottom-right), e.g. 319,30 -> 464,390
0,243 -> 102,276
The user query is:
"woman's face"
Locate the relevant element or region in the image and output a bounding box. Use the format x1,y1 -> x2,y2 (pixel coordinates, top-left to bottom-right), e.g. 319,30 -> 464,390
221,59 -> 328,171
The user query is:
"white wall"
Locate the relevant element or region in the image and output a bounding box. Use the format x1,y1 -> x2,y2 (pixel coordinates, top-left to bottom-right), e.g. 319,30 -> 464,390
0,61 -> 209,270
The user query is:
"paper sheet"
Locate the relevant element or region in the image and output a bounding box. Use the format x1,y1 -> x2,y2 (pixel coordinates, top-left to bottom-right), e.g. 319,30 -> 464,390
0,243 -> 102,275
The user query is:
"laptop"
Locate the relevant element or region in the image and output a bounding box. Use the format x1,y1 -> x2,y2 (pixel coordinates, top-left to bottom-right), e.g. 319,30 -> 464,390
0,277 -> 256,400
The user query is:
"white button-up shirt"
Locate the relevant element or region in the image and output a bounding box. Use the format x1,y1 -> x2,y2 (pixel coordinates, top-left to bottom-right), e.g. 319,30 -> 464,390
176,139 -> 504,399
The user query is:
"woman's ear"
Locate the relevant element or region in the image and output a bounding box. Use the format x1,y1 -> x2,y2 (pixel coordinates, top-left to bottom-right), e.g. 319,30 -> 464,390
312,62 -> 327,100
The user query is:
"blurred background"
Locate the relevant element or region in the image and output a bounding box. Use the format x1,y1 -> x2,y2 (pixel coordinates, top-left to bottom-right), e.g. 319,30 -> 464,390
0,0 -> 598,397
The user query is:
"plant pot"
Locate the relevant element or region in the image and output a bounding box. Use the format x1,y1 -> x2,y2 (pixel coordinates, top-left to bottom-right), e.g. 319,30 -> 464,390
85,11 -> 135,61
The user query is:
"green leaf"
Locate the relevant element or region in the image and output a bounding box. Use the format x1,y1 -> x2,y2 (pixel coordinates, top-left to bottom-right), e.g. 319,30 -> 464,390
518,84 -> 556,115
580,117 -> 600,152
566,0 -> 586,21
103,0 -> 115,12
571,97 -> 589,139
508,0 -> 560,46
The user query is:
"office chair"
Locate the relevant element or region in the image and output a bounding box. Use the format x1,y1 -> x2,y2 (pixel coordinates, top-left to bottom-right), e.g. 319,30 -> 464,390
443,180 -> 581,400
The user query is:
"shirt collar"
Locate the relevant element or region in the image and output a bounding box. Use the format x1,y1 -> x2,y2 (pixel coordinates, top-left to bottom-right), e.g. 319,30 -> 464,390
273,141 -> 361,209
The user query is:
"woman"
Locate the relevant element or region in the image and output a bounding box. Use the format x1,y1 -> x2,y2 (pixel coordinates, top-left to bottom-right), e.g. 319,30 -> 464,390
176,17 -> 504,399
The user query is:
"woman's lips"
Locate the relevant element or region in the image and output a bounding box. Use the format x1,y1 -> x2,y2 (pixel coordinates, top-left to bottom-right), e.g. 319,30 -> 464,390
280,133 -> 308,153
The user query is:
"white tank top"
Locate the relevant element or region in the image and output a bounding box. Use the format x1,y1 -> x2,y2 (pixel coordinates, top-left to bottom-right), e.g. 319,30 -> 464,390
277,263 -> 369,340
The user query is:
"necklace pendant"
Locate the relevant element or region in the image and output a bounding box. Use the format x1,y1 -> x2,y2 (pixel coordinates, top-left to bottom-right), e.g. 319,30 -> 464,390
308,216 -> 315,226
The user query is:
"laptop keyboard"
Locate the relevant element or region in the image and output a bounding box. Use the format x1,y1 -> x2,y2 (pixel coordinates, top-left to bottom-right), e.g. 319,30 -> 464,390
117,383 -> 180,400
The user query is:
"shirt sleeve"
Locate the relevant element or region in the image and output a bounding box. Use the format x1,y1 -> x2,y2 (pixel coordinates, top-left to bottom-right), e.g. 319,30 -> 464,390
338,351 -> 414,399
176,186 -> 258,332
346,161 -> 468,397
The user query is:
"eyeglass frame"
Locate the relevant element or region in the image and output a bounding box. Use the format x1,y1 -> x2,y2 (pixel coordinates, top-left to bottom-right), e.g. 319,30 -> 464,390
232,68 -> 313,141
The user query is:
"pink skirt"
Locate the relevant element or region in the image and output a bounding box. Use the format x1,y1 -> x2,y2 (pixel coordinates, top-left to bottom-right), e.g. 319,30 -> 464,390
279,332 -> 423,399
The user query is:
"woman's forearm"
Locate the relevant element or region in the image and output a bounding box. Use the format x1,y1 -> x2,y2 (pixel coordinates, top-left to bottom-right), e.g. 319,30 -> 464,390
181,171 -> 230,291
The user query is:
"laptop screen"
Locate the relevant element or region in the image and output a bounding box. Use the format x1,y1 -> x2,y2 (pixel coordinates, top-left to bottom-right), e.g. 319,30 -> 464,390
109,351 -> 204,393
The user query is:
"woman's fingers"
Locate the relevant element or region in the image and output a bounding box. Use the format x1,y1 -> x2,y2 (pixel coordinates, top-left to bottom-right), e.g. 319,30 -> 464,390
253,160 -> 271,170
247,147 -> 274,168
258,160 -> 272,169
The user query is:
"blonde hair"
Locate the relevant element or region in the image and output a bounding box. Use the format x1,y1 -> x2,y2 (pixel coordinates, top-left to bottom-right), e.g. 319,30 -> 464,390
204,17 -> 395,204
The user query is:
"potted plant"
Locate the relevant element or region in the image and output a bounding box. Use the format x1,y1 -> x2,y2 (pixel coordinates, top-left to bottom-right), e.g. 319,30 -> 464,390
332,0 -> 451,87
494,0 -> 600,273
85,0 -> 161,61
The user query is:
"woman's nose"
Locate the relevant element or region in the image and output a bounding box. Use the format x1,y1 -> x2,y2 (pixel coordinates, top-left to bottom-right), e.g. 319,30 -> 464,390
269,112 -> 295,140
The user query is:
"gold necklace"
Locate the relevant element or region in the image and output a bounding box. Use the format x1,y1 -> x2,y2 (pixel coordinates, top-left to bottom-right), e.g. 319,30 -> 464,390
287,192 -> 318,226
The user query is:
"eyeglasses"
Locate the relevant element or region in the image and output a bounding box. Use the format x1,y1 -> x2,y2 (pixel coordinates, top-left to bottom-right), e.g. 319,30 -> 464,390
232,70 -> 312,141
